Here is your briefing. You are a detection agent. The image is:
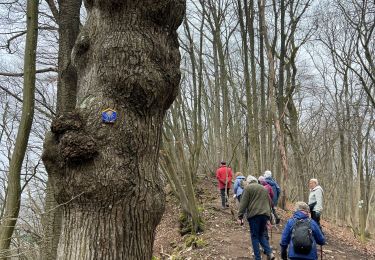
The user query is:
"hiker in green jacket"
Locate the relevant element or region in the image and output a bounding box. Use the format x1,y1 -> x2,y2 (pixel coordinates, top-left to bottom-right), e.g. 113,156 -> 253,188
237,175 -> 275,260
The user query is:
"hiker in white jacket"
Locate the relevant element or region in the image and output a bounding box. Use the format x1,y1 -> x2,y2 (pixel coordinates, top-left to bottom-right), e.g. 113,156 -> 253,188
308,178 -> 324,229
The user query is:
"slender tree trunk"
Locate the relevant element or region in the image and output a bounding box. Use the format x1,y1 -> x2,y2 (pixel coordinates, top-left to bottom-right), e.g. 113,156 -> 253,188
237,0 -> 254,173
160,147 -> 191,215
345,72 -> 354,225
259,0 -> 288,209
170,101 -> 201,233
212,34 -> 222,158
182,12 -> 204,183
217,31 -> 230,160
42,1 -> 82,259
0,0 -> 38,257
42,1 -> 186,259
338,68 -> 350,224
287,96 -> 305,199
41,181 -> 63,260
277,0 -> 286,117
248,0 -> 261,174
258,1 -> 267,170
357,122 -> 366,241
364,129 -> 371,233
56,0 -> 82,114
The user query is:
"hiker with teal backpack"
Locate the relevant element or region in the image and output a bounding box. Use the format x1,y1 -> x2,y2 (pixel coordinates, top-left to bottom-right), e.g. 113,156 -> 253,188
280,202 -> 325,260
233,172 -> 246,202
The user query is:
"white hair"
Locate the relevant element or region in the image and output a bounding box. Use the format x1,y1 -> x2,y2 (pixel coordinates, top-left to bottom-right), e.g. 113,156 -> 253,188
310,178 -> 319,185
264,170 -> 272,178
294,201 -> 310,212
247,175 -> 258,183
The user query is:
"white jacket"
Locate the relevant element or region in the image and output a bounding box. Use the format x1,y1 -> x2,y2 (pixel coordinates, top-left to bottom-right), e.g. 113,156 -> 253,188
308,185 -> 324,213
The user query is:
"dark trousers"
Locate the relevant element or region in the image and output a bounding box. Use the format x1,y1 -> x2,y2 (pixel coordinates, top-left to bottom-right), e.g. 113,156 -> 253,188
311,211 -> 321,229
248,215 -> 272,260
220,188 -> 230,207
272,206 -> 280,224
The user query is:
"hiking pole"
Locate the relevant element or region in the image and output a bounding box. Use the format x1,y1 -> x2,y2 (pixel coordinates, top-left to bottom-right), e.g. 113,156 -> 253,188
320,245 -> 323,260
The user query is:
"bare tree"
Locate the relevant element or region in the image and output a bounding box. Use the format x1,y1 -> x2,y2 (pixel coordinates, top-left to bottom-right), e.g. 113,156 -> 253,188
259,0 -> 289,209
0,0 -> 38,257
336,0 -> 375,107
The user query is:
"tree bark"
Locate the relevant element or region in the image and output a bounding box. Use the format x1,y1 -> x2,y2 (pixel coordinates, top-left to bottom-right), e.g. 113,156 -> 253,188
42,1 -> 185,259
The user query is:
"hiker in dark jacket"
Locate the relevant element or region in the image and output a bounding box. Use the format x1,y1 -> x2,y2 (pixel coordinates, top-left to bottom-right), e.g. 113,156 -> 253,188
238,175 -> 275,260
264,170 -> 281,206
264,170 -> 281,224
280,201 -> 325,260
233,172 -> 246,202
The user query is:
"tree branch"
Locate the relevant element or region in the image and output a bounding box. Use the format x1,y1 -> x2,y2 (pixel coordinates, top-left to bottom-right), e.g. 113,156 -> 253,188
0,85 -> 55,118
45,0 -> 59,24
0,67 -> 57,77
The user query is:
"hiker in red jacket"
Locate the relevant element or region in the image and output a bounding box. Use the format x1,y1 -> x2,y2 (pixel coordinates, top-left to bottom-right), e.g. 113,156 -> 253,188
216,161 -> 233,208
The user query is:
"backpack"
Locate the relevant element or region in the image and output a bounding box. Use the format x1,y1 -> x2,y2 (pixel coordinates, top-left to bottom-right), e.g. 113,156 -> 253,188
239,179 -> 248,189
291,219 -> 313,254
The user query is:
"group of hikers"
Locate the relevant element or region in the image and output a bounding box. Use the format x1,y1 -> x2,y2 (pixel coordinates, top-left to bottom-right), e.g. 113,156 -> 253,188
216,161 -> 325,260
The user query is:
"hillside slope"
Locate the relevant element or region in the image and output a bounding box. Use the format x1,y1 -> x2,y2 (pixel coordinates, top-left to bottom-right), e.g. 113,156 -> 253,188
153,178 -> 375,259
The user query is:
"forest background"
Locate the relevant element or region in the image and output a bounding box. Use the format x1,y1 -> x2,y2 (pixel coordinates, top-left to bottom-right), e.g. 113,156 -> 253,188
0,0 -> 374,259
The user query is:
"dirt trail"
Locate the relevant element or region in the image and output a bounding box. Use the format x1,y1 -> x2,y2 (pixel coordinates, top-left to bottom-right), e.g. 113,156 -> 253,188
154,178 -> 374,260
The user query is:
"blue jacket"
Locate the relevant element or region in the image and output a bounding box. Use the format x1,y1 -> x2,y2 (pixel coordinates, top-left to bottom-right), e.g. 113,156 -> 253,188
265,177 -> 280,206
280,211 -> 325,260
233,176 -> 246,198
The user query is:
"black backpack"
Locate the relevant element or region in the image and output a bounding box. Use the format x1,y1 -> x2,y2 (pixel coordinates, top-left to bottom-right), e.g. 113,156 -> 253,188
291,219 -> 313,254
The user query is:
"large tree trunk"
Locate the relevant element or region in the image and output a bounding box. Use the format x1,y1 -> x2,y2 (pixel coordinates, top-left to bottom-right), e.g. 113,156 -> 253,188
42,1 -> 185,259
0,0 -> 38,258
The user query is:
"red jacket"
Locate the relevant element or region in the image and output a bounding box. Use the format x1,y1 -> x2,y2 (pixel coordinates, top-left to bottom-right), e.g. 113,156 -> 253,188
216,165 -> 233,189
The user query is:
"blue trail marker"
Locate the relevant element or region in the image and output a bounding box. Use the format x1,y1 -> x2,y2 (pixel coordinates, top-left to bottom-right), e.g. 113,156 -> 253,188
101,108 -> 117,124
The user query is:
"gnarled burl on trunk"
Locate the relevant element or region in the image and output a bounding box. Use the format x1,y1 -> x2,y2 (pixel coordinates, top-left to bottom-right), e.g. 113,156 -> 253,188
42,1 -> 186,259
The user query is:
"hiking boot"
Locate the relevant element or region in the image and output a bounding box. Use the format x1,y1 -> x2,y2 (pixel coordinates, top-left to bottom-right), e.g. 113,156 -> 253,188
267,252 -> 275,260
